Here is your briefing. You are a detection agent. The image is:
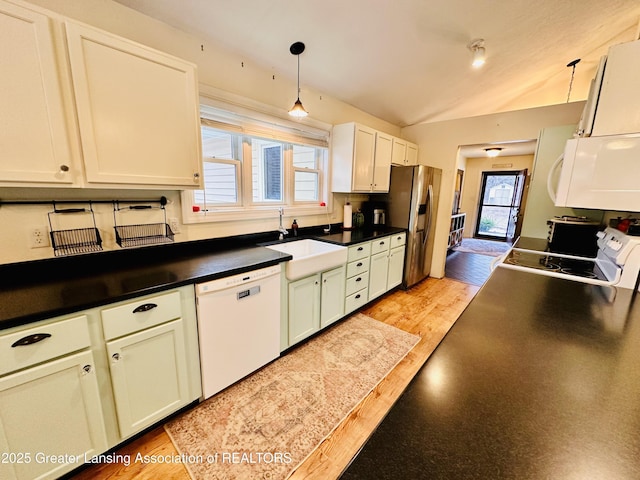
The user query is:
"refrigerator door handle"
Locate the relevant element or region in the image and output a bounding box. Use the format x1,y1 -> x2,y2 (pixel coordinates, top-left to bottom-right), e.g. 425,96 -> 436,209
423,185 -> 433,246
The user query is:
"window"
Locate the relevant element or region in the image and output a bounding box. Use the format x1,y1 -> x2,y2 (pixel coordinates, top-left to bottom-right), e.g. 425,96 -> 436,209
196,128 -> 242,206
183,108 -> 329,224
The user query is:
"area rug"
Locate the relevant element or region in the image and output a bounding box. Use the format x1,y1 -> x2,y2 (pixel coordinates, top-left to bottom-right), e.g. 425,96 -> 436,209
164,313 -> 420,480
453,237 -> 511,256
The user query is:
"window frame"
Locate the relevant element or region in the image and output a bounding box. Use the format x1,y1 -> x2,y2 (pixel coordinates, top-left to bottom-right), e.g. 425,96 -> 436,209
181,103 -> 331,225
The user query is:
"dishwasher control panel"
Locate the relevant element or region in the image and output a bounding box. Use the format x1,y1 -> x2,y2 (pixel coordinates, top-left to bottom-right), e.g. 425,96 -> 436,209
196,265 -> 281,294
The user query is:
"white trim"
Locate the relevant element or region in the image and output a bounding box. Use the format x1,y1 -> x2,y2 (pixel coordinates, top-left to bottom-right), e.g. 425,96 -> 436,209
199,83 -> 331,144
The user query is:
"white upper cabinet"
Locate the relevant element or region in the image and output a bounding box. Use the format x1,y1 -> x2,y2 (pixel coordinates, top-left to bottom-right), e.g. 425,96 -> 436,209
0,0 -> 75,185
391,137 -> 407,166
591,39 -> 640,137
65,21 -> 202,188
0,0 -> 202,189
332,122 -> 393,193
406,142 -> 418,165
391,136 -> 418,166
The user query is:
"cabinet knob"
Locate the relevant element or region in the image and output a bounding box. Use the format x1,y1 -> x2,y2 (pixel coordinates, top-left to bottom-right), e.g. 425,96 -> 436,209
82,365 -> 93,374
59,164 -> 69,173
357,247 -> 364,251
193,172 -> 200,182
355,294 -> 361,299
380,241 -> 385,245
112,353 -> 121,362
356,277 -> 362,282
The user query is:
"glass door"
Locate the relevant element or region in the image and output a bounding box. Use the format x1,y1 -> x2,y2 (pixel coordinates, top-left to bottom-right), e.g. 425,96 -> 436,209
474,170 -> 527,240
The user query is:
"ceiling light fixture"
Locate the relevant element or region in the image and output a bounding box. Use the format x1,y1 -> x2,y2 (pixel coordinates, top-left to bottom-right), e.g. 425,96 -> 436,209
468,39 -> 486,68
484,147 -> 503,157
288,41 -> 308,118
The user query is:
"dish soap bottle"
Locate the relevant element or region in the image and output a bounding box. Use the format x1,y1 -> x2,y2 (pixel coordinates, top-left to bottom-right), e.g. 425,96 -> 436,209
292,219 -> 299,236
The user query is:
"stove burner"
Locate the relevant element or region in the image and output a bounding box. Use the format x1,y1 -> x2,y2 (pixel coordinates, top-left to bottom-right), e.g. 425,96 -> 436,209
559,268 -> 598,279
504,256 -> 561,271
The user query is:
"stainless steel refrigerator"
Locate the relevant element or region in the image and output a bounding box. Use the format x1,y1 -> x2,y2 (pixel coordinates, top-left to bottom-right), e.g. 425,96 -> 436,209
384,165 -> 441,288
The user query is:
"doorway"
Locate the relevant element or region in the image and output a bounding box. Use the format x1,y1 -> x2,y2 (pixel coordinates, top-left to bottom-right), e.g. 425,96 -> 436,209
474,169 -> 527,242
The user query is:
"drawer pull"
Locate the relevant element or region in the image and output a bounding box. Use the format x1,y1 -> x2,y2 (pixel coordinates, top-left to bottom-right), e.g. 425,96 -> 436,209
355,294 -> 361,299
356,277 -> 362,282
357,246 -> 364,251
133,303 -> 158,313
380,241 -> 385,245
356,262 -> 363,267
11,333 -> 51,347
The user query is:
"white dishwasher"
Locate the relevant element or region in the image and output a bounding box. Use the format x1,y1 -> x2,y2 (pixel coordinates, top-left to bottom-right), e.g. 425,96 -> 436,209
196,264 -> 281,399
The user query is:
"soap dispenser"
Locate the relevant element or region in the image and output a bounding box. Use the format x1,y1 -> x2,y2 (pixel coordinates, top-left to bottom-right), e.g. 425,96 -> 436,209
292,219 -> 299,236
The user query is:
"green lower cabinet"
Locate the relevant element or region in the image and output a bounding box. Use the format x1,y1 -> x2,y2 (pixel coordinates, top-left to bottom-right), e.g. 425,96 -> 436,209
106,318 -> 190,439
288,273 -> 321,345
287,265 -> 347,347
0,350 -> 108,480
320,265 -> 346,328
387,246 -> 406,289
368,250 -> 390,300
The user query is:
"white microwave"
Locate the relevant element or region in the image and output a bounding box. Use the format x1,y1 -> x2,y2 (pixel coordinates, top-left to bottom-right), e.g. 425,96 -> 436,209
550,134 -> 640,211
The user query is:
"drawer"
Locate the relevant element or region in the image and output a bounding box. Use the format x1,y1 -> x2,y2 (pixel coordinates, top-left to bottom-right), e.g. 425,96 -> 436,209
346,271 -> 369,296
102,290 -> 182,340
0,315 -> 91,376
347,258 -> 369,278
390,232 -> 406,248
347,242 -> 371,262
370,237 -> 391,255
345,288 -> 369,313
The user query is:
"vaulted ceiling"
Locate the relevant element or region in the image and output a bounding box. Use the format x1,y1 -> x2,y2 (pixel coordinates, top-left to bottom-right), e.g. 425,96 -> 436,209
115,0 -> 640,127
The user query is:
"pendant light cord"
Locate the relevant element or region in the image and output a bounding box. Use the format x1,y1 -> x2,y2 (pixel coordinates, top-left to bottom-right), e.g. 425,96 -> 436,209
566,58 -> 580,103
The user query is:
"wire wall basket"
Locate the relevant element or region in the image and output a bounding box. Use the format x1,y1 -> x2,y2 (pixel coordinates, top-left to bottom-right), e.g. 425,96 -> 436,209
113,200 -> 174,248
48,203 -> 103,256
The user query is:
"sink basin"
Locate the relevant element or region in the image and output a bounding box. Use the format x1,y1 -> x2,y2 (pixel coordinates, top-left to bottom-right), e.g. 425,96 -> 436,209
265,239 -> 348,280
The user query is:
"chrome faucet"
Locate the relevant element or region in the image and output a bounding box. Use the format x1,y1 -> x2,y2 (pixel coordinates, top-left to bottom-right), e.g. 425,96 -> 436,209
278,207 -> 288,240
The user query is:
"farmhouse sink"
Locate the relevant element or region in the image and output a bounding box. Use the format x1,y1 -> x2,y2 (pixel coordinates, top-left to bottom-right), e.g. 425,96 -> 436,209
265,239 -> 348,280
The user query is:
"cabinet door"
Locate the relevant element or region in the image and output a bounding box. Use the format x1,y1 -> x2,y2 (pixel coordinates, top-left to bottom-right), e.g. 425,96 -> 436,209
391,137 -> 407,166
406,143 -> 418,166
106,319 -> 189,438
65,21 -> 202,188
0,350 -> 107,480
373,132 -> 393,192
351,125 -> 377,191
288,274 -> 321,345
0,1 -> 74,185
320,266 -> 346,328
368,251 -> 389,300
387,246 -> 406,289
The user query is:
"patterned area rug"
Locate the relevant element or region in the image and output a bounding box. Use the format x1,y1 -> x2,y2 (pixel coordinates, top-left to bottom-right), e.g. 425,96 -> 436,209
453,238 -> 511,257
164,313 -> 420,480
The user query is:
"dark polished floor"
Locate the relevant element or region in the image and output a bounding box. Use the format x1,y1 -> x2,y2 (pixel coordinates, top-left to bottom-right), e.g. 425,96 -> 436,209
444,250 -> 496,286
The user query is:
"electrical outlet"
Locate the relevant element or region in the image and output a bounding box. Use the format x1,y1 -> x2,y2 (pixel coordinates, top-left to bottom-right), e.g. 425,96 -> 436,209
169,218 -> 180,234
30,227 -> 50,248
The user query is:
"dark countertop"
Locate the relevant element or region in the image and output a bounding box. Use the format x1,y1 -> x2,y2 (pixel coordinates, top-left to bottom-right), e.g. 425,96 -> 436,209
317,226 -> 406,246
0,225 -> 404,330
342,268 -> 640,479
514,235 -> 551,251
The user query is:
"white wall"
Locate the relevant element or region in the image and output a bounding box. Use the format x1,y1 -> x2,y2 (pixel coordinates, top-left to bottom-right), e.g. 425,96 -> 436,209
402,101 -> 586,278
459,154 -> 534,238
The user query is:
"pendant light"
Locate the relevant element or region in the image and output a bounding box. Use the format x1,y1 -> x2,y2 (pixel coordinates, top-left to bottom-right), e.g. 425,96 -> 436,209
288,41 -> 308,117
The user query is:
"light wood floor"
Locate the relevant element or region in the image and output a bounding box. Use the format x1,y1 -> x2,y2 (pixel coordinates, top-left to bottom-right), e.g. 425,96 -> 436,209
69,277 -> 479,480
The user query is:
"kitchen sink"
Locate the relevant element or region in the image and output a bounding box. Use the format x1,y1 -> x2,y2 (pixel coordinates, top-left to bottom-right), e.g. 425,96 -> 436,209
265,239 -> 348,280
